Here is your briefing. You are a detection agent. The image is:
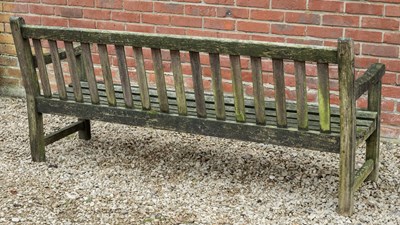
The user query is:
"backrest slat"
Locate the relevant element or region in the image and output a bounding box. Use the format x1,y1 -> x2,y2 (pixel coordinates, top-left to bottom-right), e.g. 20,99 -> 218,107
115,45 -> 133,108
170,50 -> 187,116
151,48 -> 169,113
230,55 -> 246,122
209,53 -> 225,120
98,44 -> 116,106
272,59 -> 287,127
317,62 -> 331,132
133,47 -> 150,110
189,51 -> 206,118
250,56 -> 266,125
32,39 -> 52,98
294,60 -> 308,130
65,41 -> 83,102
48,40 -> 67,100
81,43 -> 100,104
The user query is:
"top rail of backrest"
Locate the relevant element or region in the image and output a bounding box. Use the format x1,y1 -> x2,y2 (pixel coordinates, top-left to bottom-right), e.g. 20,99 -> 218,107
21,24 -> 338,63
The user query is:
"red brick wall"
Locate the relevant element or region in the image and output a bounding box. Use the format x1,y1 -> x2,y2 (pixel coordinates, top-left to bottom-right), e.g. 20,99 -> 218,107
1,0 -> 399,139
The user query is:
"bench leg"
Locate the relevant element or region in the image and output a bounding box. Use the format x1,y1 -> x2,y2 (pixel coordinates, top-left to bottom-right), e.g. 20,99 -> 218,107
27,106 -> 46,162
338,142 -> 356,216
366,81 -> 381,182
78,119 -> 91,140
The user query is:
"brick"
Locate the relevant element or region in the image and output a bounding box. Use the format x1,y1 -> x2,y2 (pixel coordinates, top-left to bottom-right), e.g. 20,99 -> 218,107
41,17 -> 68,27
384,32 -> 400,45
96,0 -> 123,9
156,26 -> 186,35
174,0 -> 201,3
0,76 -> 21,86
126,24 -> 154,33
55,7 -> 83,18
186,29 -> 219,38
250,9 -> 284,22
112,11 -> 140,22
381,125 -> 400,140
345,29 -> 382,43
237,0 -> 269,8
362,44 -> 398,58
285,12 -> 320,25
18,15 -> 41,25
154,2 -> 184,14
96,21 -> 125,30
271,24 -> 306,36
381,112 -> 400,125
380,59 -> 400,73
69,0 -> 94,7
272,0 -> 307,10
204,0 -> 234,5
204,18 -> 235,30
83,9 -> 111,20
142,14 -> 170,25
307,26 -> 343,39
251,35 -> 285,43
322,15 -> 359,27
217,7 -> 249,19
0,44 -> 16,55
286,38 -> 323,46
237,21 -> 269,33
362,17 -> 399,31
125,1 -> 153,12
186,5 -> 216,17
171,15 -> 202,28
345,2 -> 383,15
69,19 -> 96,29
385,5 -> 400,17
309,0 -> 344,12
382,100 -> 395,112
0,33 -> 14,44
355,57 -> 379,69
381,72 -> 396,85
0,55 -> 18,67
218,32 -> 251,40
3,3 -> 28,13
30,5 -> 54,15
42,0 -> 66,4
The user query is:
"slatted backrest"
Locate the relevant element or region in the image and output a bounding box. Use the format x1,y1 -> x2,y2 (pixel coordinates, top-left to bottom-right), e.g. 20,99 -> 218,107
17,18 -> 341,132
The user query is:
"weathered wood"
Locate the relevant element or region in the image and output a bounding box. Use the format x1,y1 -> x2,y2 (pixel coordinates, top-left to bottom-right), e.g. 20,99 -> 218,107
133,47 -> 151,110
33,45 -> 82,68
272,59 -> 287,127
209,53 -> 225,120
81,43 -> 99,104
48,40 -> 67,100
78,119 -> 91,140
32,39 -> 52,98
353,159 -> 374,192
355,63 -> 386,99
251,56 -> 266,125
10,17 -> 45,162
115,45 -> 134,108
190,51 -> 206,118
44,120 -> 85,145
151,48 -> 169,113
22,24 -> 338,63
65,41 -> 83,102
170,50 -> 187,115
98,44 -> 117,106
294,61 -> 308,130
337,38 -> 356,216
366,80 -> 382,181
230,55 -> 246,122
36,97 -> 342,153
317,63 -> 331,132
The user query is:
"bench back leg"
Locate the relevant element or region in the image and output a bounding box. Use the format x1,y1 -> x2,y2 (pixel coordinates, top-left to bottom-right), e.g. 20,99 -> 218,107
366,81 -> 382,181
10,17 -> 46,161
338,38 -> 356,216
78,119 -> 91,140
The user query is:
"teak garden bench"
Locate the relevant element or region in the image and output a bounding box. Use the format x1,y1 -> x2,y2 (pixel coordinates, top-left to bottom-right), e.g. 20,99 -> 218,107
11,17 -> 385,216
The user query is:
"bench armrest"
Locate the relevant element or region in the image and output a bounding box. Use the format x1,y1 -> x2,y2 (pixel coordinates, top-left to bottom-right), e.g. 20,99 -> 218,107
33,45 -> 82,68
354,63 -> 385,99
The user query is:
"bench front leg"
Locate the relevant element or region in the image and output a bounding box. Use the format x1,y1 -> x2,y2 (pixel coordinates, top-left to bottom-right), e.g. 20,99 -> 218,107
78,119 -> 91,140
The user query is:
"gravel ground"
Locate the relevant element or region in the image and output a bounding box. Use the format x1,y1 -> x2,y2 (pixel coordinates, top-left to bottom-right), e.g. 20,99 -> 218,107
0,96 -> 399,224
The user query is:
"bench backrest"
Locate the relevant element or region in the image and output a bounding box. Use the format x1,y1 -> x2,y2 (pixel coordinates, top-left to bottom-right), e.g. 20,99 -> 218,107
11,17 -> 355,133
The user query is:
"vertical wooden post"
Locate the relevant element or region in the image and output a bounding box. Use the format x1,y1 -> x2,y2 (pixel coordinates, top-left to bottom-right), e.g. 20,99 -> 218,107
10,17 -> 45,162
366,80 -> 382,181
337,38 -> 356,216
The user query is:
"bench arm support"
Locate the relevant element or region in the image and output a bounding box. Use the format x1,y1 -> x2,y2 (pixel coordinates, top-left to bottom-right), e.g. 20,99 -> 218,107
354,63 -> 385,99
33,45 -> 82,68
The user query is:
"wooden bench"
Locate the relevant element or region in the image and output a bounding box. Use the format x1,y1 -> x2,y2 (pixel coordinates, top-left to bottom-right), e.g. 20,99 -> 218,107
11,17 -> 385,216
